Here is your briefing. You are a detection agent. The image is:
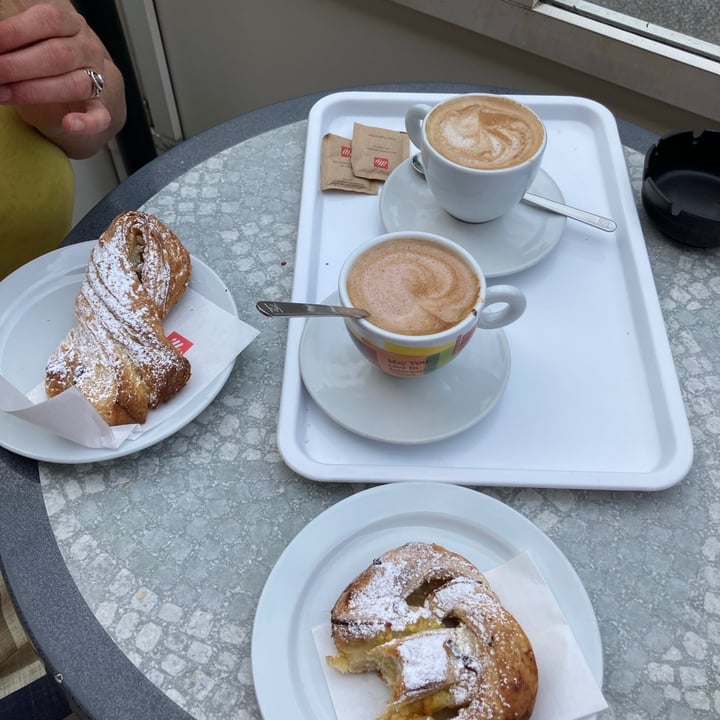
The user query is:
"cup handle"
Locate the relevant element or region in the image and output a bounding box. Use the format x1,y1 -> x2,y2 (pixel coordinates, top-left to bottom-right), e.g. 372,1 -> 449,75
405,104 -> 432,148
476,285 -> 527,329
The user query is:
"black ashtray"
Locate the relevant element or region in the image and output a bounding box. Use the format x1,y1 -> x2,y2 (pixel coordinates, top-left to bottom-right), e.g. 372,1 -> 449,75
641,129 -> 720,248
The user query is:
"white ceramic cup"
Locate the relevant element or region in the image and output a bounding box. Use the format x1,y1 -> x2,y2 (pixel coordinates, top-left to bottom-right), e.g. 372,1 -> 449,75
338,231 -> 526,378
405,94 -> 547,223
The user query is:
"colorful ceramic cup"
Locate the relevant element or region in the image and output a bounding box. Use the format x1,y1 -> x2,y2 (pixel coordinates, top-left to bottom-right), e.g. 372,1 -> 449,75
338,231 -> 526,377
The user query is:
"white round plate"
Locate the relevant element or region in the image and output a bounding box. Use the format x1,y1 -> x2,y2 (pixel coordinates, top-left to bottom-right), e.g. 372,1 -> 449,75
0,241 -> 237,463
251,481 -> 603,720
298,294 -> 510,444
380,159 -> 567,278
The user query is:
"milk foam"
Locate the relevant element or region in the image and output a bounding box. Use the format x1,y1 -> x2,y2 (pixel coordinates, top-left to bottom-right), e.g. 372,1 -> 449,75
426,96 -> 544,170
346,239 -> 480,336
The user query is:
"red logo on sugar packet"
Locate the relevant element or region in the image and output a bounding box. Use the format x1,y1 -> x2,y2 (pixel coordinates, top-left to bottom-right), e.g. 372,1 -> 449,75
341,145 -> 352,158
167,331 -> 193,354
373,156 -> 389,169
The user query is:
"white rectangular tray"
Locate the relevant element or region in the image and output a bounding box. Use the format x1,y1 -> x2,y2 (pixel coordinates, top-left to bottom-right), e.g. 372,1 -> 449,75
276,91 -> 693,491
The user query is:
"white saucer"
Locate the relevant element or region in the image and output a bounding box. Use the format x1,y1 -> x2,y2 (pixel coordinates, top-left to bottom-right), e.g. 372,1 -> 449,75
298,294 -> 511,444
380,159 -> 567,278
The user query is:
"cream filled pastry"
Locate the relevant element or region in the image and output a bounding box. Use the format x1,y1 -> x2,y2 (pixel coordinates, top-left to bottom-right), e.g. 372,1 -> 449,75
327,542 -> 538,720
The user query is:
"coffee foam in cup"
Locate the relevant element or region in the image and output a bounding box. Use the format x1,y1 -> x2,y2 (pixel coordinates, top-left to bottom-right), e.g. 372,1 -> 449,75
425,95 -> 545,170
346,238 -> 480,336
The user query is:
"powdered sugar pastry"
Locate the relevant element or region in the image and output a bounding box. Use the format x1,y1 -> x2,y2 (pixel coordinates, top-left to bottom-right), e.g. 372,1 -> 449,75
327,541 -> 538,720
45,211 -> 192,425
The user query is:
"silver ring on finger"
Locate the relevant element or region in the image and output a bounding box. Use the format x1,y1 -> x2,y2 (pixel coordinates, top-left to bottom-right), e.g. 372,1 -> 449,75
84,68 -> 105,98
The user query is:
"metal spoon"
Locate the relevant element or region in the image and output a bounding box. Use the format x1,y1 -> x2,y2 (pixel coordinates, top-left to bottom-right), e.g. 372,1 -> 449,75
256,300 -> 369,318
410,154 -> 617,232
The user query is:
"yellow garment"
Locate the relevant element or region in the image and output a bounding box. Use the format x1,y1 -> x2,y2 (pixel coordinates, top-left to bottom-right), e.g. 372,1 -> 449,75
0,105 -> 68,696
0,106 -> 74,280
0,573 -> 45,700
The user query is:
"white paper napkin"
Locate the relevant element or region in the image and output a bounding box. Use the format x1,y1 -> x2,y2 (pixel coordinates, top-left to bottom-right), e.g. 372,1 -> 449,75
314,552 -> 607,720
0,289 -> 259,448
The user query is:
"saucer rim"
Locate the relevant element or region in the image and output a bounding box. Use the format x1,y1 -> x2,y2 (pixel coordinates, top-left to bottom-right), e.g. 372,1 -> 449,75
379,160 -> 567,278
298,293 -> 511,445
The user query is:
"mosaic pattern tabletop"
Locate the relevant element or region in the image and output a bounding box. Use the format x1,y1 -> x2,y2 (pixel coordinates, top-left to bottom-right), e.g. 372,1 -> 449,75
39,120 -> 720,720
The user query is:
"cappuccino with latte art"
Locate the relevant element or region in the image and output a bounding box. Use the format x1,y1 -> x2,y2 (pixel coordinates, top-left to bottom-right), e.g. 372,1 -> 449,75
338,232 -> 527,377
405,94 -> 547,222
346,237 -> 480,336
424,95 -> 545,171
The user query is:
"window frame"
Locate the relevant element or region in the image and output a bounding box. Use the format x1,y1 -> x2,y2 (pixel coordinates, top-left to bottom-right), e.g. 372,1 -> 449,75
388,0 -> 720,123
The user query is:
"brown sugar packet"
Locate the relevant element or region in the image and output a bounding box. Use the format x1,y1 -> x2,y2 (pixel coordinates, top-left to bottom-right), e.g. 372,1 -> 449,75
350,122 -> 410,180
321,133 -> 379,195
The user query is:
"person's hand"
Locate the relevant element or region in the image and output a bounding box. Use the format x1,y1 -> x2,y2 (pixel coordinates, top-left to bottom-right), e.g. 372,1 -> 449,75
0,0 -> 126,157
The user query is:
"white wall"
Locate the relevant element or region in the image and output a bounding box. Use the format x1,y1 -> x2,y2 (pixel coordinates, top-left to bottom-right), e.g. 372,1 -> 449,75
146,0 -> 713,140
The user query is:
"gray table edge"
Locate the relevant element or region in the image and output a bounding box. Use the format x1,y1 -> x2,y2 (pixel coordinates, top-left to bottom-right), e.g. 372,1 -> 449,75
0,82 -> 659,720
